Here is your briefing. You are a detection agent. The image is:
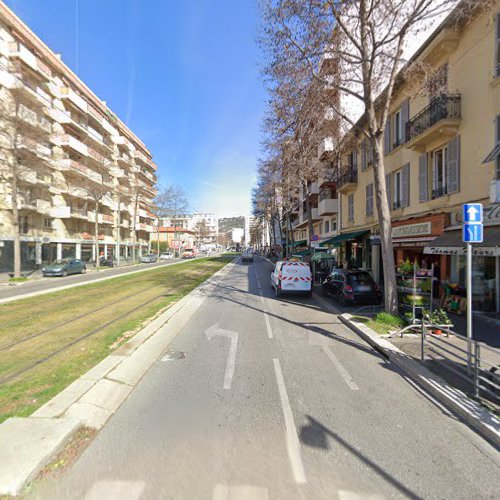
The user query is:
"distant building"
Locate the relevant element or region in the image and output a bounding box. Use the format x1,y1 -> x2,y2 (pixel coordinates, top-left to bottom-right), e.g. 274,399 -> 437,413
149,226 -> 195,250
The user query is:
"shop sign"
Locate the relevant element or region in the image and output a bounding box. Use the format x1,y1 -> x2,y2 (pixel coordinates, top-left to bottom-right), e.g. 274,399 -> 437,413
424,246 -> 500,257
392,222 -> 431,239
369,235 -> 381,245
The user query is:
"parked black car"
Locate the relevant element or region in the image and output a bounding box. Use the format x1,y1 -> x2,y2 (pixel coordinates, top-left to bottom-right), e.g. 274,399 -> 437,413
322,269 -> 382,306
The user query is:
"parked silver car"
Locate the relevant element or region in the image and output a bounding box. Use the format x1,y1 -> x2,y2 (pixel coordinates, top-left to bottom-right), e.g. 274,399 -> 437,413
139,253 -> 158,263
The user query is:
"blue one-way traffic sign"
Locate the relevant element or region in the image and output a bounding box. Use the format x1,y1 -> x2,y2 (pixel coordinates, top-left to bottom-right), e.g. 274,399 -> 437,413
463,203 -> 483,224
463,224 -> 483,243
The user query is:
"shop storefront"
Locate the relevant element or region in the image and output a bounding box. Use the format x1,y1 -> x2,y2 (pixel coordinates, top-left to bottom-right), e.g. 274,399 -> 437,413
390,214 -> 448,284
424,223 -> 500,315
325,230 -> 370,269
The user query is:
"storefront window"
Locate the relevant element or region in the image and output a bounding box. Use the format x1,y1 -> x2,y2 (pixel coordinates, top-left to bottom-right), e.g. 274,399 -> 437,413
450,255 -> 497,313
62,244 -> 76,259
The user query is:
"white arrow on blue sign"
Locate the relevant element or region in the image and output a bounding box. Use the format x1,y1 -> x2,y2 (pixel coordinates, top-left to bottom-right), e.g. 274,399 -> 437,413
463,222 -> 483,243
463,203 -> 483,224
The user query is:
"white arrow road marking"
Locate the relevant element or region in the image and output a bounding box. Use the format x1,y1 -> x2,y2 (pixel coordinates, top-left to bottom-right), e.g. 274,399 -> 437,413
273,358 -> 307,484
84,480 -> 145,500
206,323 -> 238,390
308,328 -> 359,391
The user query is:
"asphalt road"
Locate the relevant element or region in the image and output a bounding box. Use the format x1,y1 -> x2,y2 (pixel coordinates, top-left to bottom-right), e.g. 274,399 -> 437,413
0,258 -> 199,302
31,257 -> 500,499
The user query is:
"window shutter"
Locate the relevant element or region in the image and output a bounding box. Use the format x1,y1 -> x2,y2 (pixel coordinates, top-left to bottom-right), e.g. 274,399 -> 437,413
385,173 -> 392,209
365,185 -> 370,216
361,140 -> 367,171
419,153 -> 428,202
447,135 -> 460,194
384,122 -> 391,155
401,99 -> 410,143
401,163 -> 410,207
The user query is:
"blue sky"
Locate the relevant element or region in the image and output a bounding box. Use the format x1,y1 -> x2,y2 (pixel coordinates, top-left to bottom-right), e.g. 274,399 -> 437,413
5,0 -> 264,217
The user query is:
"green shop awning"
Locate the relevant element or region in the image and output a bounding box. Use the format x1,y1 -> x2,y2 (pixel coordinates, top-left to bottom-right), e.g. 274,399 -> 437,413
311,251 -> 335,262
293,249 -> 312,257
322,230 -> 370,246
289,239 -> 307,248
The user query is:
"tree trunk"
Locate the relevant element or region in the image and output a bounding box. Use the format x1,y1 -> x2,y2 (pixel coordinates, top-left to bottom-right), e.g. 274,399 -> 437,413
11,160 -> 21,278
303,182 -> 314,249
372,136 -> 398,314
132,195 -> 138,261
156,216 -> 160,255
94,203 -> 100,268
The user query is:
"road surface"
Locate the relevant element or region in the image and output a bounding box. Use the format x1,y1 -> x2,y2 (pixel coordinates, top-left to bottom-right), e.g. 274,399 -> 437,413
31,257 -> 500,499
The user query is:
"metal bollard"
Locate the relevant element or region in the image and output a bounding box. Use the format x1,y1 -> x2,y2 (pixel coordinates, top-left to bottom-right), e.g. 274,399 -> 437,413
473,342 -> 480,399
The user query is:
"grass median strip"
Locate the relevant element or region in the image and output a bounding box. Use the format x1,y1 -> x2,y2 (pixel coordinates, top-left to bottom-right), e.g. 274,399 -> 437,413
0,254 -> 235,423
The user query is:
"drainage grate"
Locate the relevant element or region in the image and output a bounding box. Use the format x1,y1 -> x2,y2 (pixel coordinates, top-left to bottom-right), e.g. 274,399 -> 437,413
161,351 -> 186,361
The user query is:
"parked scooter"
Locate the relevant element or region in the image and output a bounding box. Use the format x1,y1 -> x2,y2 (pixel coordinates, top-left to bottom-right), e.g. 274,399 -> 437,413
99,256 -> 115,267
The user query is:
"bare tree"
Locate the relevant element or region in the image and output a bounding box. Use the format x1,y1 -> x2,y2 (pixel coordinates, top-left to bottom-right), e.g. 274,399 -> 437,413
75,154 -> 112,267
259,0 -> 487,313
0,72 -> 52,277
152,184 -> 178,255
156,185 -> 189,257
194,219 -> 210,247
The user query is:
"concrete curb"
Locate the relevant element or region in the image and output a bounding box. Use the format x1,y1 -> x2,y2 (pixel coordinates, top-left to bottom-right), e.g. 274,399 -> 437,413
0,258 -> 236,496
339,313 -> 500,448
0,255 -> 214,305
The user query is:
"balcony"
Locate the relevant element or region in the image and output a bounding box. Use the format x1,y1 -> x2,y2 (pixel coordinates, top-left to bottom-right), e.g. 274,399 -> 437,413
70,207 -> 88,219
111,135 -> 126,145
406,95 -> 461,151
319,166 -> 335,187
318,137 -> 335,160
60,86 -> 88,113
55,134 -> 88,157
11,79 -> 51,107
101,214 -> 114,225
490,180 -> 500,203
9,42 -> 51,79
17,104 -> 51,133
17,137 -> 51,160
338,167 -> 358,191
60,158 -> 103,184
87,126 -> 113,152
318,197 -> 339,215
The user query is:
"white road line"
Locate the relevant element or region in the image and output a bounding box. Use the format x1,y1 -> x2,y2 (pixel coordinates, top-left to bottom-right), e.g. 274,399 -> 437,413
323,345 -> 359,391
273,358 -> 307,484
213,484 -> 269,500
263,310 -> 274,339
206,323 -> 239,390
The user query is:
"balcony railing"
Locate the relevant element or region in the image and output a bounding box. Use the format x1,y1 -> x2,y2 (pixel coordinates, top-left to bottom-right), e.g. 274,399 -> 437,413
432,186 -> 448,199
406,94 -> 461,143
338,167 -> 358,187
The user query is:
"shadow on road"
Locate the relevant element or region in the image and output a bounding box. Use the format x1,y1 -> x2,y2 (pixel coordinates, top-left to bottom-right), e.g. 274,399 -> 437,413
299,415 -> 421,500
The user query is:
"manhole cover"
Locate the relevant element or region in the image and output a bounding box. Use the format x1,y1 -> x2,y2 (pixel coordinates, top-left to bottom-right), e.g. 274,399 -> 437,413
161,351 -> 186,361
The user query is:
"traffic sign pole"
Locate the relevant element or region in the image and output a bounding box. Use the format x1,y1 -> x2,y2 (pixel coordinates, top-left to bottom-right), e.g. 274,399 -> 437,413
466,242 -> 473,369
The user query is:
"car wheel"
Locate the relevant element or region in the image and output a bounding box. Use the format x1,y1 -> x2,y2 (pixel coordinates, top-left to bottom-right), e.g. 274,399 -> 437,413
61,270 -> 67,277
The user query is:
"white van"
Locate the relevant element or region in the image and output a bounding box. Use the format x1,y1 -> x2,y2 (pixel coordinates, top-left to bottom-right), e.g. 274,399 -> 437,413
270,260 -> 312,297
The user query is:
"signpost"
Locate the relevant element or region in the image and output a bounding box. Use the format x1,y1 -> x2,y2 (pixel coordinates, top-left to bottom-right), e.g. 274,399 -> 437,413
462,203 -> 483,368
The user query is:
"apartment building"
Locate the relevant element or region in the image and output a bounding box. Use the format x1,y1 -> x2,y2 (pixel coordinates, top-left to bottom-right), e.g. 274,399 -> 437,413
0,2 -> 157,272
335,2 -> 499,315
285,53 -> 340,254
190,212 -> 217,245
150,226 -> 195,251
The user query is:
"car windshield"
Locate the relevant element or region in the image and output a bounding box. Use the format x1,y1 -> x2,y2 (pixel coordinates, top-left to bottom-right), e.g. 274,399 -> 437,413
349,272 -> 373,285
50,259 -> 69,265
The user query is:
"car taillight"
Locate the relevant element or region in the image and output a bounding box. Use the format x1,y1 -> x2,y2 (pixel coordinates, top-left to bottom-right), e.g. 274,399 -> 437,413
374,283 -> 380,292
344,285 -> 354,294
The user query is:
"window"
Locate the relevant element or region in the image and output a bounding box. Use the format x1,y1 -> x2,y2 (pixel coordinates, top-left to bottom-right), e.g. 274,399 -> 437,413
394,110 -> 402,147
348,194 -> 354,222
432,146 -> 448,198
496,14 -> 500,77
43,217 -> 52,230
393,170 -> 402,209
332,220 -> 337,233
366,183 -> 374,216
19,215 -> 30,234
324,220 -> 330,233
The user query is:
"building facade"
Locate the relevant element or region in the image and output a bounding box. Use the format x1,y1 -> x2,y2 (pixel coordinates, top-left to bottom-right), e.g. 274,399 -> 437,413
335,3 -> 499,315
0,2 -> 157,272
